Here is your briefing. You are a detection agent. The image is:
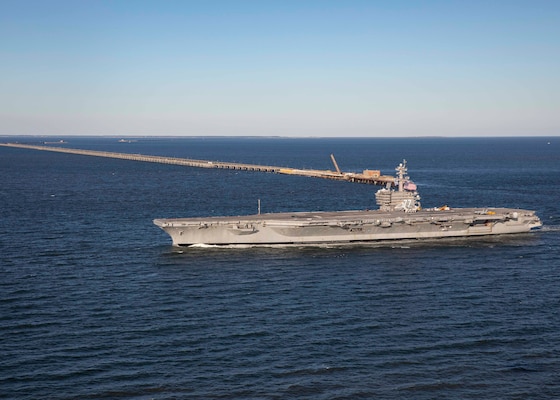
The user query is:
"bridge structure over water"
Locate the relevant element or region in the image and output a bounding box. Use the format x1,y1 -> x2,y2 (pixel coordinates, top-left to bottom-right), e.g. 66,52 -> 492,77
0,142 -> 395,186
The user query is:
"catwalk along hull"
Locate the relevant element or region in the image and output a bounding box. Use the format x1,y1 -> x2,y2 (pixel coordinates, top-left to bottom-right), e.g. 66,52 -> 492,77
154,208 -> 542,247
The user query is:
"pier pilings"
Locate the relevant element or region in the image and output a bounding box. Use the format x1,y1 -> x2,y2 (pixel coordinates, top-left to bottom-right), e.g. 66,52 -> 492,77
1,142 -> 394,186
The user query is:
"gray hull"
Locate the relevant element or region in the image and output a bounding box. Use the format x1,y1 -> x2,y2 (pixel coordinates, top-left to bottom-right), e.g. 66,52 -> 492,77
154,208 -> 542,247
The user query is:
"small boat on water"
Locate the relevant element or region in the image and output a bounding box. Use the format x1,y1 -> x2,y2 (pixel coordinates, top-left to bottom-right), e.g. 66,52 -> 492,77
154,160 -> 542,247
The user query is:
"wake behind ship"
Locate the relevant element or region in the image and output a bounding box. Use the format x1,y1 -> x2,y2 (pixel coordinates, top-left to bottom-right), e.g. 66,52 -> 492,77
154,161 -> 542,246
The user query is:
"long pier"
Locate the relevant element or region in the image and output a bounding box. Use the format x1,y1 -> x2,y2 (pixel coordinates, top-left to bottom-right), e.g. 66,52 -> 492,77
0,142 -> 395,186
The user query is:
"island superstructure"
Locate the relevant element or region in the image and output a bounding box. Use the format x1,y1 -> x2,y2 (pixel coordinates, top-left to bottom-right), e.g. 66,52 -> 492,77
154,161 -> 542,246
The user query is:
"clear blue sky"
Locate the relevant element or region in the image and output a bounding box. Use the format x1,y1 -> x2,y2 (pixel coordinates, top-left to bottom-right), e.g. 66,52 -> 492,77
1,0 -> 558,137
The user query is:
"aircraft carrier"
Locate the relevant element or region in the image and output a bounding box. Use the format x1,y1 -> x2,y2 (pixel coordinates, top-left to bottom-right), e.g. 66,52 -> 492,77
154,161 -> 542,246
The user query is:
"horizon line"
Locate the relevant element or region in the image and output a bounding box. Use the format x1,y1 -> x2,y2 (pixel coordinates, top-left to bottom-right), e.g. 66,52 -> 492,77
1,134 -> 558,140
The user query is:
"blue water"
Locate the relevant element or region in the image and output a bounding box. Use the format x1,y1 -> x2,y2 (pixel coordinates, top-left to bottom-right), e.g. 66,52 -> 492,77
1,137 -> 559,399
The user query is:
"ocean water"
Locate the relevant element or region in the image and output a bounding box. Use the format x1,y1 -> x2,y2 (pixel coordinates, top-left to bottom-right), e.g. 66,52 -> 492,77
1,136 -> 559,399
